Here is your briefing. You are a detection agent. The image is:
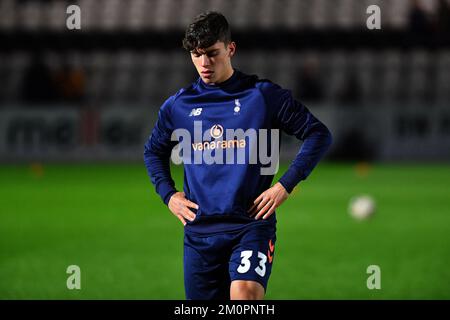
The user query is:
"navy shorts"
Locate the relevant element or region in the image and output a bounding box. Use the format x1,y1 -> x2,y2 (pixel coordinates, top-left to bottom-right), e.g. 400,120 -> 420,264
183,223 -> 276,300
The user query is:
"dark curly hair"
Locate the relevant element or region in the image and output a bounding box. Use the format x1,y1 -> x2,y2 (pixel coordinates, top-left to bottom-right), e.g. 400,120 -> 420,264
182,11 -> 232,52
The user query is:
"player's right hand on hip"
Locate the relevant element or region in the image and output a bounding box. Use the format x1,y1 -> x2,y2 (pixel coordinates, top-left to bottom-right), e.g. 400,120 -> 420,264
168,192 -> 199,226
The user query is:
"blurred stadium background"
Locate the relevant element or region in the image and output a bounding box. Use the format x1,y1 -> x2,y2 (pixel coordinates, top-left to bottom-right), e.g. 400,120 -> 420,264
0,0 -> 449,299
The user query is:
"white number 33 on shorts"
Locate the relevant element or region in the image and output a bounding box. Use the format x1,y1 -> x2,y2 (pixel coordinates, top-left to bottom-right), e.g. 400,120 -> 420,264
237,250 -> 268,277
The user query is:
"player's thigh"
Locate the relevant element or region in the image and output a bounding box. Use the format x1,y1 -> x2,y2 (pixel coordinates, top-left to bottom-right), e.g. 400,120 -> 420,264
183,232 -> 232,300
228,225 -> 276,292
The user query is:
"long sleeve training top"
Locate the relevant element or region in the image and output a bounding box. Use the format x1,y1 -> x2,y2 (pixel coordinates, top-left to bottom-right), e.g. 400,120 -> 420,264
144,70 -> 332,234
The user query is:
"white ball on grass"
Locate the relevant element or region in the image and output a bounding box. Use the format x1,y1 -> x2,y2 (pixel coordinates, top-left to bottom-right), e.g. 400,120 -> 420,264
349,195 -> 376,220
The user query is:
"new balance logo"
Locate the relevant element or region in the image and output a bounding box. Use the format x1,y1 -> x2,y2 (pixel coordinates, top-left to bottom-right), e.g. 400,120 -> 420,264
189,108 -> 202,117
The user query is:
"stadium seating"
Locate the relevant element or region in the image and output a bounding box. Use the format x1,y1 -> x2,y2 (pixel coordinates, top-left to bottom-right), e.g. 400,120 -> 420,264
0,0 -> 447,106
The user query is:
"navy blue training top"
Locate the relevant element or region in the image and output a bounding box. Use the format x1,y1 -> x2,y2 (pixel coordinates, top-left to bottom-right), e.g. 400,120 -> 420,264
144,69 -> 332,234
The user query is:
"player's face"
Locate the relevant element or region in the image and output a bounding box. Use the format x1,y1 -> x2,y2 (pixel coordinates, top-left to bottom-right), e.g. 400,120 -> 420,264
190,41 -> 236,84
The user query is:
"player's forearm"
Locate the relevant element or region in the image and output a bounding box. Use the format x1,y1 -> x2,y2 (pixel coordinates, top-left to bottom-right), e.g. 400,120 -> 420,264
144,144 -> 177,205
278,123 -> 332,193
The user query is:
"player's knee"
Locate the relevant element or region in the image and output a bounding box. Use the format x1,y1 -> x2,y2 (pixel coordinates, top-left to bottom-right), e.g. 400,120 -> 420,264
230,280 -> 264,300
237,289 -> 260,300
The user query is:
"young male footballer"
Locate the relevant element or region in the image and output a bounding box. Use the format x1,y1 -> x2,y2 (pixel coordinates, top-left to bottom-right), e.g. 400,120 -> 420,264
144,11 -> 332,300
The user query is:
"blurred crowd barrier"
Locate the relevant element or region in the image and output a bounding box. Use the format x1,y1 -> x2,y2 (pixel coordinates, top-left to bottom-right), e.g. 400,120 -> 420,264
1,104 -> 449,162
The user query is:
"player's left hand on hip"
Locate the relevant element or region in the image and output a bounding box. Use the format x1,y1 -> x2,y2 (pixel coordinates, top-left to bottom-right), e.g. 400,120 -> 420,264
248,182 -> 289,220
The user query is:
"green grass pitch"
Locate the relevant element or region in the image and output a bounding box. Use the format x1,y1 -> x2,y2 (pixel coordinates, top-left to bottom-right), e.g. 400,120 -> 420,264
0,163 -> 449,299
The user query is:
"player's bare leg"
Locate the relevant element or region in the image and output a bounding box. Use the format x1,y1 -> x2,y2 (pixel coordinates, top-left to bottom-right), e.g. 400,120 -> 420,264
230,280 -> 265,300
